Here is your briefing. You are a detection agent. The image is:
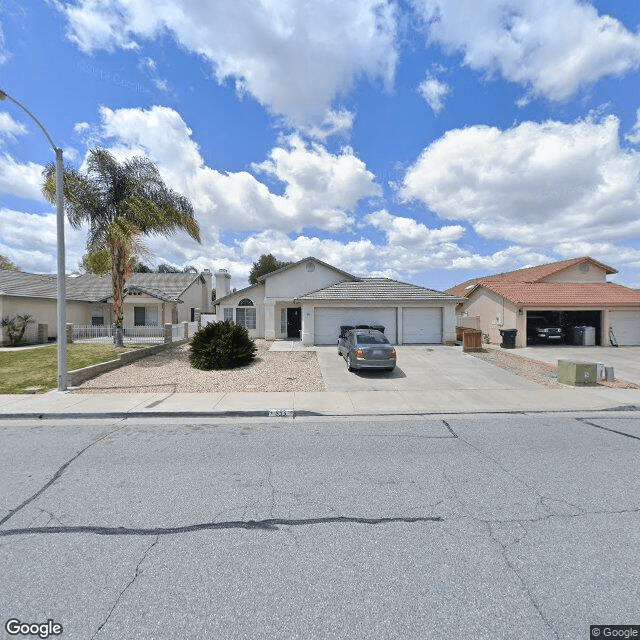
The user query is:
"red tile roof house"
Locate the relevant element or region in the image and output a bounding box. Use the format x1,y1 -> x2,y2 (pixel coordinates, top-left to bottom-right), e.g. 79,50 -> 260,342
448,257 -> 640,348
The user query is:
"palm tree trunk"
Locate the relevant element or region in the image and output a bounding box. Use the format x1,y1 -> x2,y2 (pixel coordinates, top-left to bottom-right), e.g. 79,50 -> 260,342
111,242 -> 126,347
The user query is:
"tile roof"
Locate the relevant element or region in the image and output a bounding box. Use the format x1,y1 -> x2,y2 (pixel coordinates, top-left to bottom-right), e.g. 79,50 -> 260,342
296,277 -> 464,302
0,271 -> 202,303
480,282 -> 640,307
448,256 -> 617,297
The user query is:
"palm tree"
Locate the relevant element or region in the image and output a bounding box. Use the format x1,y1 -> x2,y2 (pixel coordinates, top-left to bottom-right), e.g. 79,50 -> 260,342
43,148 -> 201,346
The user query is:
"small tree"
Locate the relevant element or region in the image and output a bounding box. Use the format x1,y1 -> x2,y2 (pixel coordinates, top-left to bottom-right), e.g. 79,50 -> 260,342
1,314 -> 33,346
0,254 -> 20,271
189,321 -> 257,370
249,254 -> 292,284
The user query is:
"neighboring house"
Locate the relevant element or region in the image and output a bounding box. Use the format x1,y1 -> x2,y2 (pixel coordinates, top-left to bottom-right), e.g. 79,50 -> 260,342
213,257 -> 463,345
449,257 -> 640,347
0,270 -> 212,340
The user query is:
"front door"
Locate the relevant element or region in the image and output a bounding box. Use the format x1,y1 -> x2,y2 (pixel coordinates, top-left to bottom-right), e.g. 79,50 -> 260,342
287,307 -> 301,339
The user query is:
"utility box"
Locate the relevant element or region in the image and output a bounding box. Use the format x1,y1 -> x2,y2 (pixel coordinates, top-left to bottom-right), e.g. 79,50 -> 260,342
557,360 -> 598,386
462,329 -> 482,352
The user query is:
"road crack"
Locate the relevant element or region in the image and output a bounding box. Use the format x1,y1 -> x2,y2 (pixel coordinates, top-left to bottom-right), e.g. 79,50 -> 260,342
0,420 -> 128,528
91,535 -> 160,639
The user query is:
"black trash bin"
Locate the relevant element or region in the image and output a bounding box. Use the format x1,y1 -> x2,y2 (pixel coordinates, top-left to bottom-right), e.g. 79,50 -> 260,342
499,328 -> 517,349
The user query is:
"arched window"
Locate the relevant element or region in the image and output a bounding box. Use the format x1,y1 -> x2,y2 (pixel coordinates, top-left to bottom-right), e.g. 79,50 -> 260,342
236,298 -> 256,329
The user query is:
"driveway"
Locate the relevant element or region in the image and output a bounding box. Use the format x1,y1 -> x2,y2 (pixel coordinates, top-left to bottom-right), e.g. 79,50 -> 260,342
517,346 -> 640,385
317,345 -> 540,391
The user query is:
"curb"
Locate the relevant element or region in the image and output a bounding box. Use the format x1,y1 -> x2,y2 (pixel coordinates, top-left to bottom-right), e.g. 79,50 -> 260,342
1,406 -> 638,420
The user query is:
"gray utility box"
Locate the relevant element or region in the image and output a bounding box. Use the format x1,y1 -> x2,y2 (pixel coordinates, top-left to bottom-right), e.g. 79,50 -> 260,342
557,360 -> 598,386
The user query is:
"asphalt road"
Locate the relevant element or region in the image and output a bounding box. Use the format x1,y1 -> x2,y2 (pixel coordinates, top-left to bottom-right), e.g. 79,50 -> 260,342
1,412 -> 639,640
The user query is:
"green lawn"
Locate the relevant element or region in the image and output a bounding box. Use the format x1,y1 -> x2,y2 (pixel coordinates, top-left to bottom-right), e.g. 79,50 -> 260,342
0,344 -> 139,393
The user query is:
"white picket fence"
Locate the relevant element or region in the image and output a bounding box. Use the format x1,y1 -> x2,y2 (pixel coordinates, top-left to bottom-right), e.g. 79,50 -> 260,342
73,324 -> 164,344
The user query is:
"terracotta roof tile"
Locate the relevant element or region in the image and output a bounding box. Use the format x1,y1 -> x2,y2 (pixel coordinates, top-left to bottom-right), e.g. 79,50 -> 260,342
448,256 -> 617,297
480,282 -> 640,307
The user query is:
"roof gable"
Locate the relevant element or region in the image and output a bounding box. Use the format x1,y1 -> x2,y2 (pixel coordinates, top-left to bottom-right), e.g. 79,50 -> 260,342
449,256 -> 617,297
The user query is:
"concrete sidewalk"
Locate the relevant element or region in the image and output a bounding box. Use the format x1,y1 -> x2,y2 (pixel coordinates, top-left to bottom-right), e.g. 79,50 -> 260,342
0,385 -> 638,419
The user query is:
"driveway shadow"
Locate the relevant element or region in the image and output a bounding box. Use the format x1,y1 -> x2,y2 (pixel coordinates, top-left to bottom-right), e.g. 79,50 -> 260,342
352,367 -> 407,379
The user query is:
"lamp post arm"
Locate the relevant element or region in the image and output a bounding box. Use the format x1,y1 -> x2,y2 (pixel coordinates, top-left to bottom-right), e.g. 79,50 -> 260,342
0,89 -> 59,152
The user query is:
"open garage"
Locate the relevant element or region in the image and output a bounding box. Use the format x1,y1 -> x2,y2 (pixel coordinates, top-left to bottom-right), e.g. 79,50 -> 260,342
526,310 -> 603,346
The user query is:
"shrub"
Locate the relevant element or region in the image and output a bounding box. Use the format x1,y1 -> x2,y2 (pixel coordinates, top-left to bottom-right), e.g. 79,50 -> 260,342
189,321 -> 258,370
1,314 -> 33,346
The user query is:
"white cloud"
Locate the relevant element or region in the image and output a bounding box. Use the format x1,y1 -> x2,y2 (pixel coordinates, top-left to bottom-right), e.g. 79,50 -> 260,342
60,0 -> 398,125
77,105 -> 380,246
0,112 -> 27,141
304,109 -> 355,140
418,75 -> 450,113
366,209 -> 463,246
0,153 -> 44,200
0,208 -> 86,273
400,115 -> 640,251
626,108 -> 640,145
411,0 -> 640,102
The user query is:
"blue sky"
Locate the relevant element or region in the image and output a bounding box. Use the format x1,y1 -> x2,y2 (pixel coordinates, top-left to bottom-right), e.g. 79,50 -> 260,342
1,0 -> 639,291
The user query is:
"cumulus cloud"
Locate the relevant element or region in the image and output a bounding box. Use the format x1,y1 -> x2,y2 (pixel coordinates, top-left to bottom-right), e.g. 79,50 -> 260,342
0,208 -> 86,273
77,105 -> 380,242
0,112 -> 27,141
411,0 -> 640,102
59,0 -> 398,125
0,153 -> 44,201
400,115 -> 640,250
418,75 -> 450,113
366,209 -> 463,246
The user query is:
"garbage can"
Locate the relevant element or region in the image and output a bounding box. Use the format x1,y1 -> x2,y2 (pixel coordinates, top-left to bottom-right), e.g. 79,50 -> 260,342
499,328 -> 517,349
583,326 -> 596,346
572,326 -> 585,345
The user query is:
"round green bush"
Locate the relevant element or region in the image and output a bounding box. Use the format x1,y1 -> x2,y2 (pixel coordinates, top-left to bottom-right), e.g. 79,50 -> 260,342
189,320 -> 258,370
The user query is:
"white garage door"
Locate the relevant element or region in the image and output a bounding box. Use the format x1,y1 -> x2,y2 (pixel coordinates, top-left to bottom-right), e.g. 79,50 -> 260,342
402,307 -> 442,344
314,307 -> 397,345
610,310 -> 640,345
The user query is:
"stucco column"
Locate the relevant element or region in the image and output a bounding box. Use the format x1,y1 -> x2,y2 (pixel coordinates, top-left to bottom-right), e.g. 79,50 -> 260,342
396,307 -> 403,345
301,304 -> 314,345
442,306 -> 457,344
264,299 -> 276,340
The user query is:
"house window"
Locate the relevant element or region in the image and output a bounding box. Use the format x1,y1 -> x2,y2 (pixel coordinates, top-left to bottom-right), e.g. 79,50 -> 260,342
280,308 -> 287,334
235,298 -> 256,329
190,307 -> 195,322
134,306 -> 146,326
223,307 -> 233,322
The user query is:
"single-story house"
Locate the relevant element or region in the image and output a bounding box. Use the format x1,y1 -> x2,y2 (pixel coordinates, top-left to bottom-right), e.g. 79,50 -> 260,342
0,269 -> 212,340
449,257 -> 640,347
213,257 -> 464,346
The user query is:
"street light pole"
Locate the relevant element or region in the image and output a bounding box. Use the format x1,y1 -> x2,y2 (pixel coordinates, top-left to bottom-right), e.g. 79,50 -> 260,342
0,89 -> 67,391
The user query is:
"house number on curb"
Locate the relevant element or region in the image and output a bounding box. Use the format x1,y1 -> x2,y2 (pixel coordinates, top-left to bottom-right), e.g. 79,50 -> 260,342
269,409 -> 292,417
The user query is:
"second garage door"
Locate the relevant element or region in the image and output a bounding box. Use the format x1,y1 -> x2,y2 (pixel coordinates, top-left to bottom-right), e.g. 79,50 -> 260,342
610,310 -> 640,345
402,307 -> 442,344
314,307 -> 397,345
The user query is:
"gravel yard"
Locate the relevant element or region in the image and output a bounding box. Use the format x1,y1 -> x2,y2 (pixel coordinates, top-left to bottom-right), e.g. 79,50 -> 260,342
74,340 -> 326,393
468,344 -> 640,389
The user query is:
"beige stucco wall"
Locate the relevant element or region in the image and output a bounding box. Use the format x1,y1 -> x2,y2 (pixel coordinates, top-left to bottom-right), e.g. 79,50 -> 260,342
264,260 -> 347,299
543,263 -> 608,283
460,288 -> 521,346
0,296 -> 94,339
